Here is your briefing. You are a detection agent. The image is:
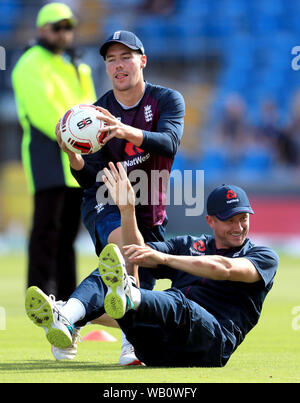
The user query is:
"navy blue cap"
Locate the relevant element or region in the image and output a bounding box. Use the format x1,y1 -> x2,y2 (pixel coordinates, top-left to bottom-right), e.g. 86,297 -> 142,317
100,30 -> 145,58
207,184 -> 254,221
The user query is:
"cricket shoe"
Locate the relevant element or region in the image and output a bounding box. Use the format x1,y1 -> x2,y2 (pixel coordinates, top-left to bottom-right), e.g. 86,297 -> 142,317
51,327 -> 81,360
119,340 -> 144,366
98,243 -> 135,320
25,286 -> 74,349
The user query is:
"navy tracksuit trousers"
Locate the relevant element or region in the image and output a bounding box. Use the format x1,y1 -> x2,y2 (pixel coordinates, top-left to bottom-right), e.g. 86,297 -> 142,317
70,269 -> 235,367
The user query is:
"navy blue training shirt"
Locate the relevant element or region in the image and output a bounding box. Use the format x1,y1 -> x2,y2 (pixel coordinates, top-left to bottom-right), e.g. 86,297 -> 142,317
147,234 -> 279,344
71,82 -> 185,227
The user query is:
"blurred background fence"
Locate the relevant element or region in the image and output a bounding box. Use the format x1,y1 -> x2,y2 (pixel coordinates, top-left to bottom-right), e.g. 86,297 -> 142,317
0,0 -> 300,252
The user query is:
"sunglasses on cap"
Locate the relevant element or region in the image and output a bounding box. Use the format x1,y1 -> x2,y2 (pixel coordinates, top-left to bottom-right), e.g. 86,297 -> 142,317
51,22 -> 74,32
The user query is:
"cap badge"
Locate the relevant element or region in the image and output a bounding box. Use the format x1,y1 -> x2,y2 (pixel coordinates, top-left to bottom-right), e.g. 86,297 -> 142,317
113,31 -> 121,40
226,190 -> 237,199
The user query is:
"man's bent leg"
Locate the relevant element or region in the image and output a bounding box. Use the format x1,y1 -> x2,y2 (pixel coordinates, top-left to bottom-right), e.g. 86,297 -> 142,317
118,288 -> 226,367
68,268 -> 107,327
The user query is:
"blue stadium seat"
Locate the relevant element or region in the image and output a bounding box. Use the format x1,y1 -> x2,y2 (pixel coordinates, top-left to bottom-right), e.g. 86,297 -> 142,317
238,147 -> 274,178
176,0 -> 210,18
200,148 -> 229,180
0,0 -> 22,37
101,15 -> 128,37
133,16 -> 169,57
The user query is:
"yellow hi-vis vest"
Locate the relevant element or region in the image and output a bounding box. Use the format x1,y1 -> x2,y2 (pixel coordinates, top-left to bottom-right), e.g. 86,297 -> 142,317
12,44 -> 96,193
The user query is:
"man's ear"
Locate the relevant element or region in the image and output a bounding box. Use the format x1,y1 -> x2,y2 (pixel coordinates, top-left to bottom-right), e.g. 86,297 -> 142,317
206,215 -> 215,230
38,26 -> 46,37
141,54 -> 147,69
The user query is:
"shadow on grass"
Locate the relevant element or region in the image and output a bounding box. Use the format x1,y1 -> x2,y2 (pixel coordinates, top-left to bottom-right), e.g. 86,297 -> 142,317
0,360 -> 148,372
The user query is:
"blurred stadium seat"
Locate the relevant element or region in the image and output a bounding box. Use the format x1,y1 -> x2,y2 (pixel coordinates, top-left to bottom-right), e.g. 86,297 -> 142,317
0,0 -> 22,38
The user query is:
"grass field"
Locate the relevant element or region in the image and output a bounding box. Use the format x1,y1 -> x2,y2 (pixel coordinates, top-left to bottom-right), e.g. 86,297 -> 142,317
0,250 -> 300,384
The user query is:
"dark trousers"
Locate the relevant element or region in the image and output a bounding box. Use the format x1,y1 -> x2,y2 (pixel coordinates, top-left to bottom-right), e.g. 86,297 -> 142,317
119,288 -> 232,367
71,273 -> 233,367
27,187 -> 83,300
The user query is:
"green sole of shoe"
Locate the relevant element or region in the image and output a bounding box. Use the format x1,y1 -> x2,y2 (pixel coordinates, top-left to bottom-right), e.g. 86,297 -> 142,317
98,244 -> 126,319
25,286 -> 72,349
25,286 -> 54,328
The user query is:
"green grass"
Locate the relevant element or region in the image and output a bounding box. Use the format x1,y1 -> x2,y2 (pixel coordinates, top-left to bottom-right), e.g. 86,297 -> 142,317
0,251 -> 300,383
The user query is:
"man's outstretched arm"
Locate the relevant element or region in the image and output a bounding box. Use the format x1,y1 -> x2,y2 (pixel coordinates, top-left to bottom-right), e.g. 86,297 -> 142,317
102,161 -> 145,248
124,244 -> 262,283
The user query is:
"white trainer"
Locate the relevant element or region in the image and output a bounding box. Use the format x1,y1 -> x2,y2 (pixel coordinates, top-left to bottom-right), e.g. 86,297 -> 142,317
51,328 -> 81,360
119,340 -> 144,366
25,286 -> 74,349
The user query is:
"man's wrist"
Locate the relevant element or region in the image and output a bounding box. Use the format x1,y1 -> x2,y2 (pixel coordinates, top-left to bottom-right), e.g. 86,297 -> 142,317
126,126 -> 144,147
69,154 -> 84,170
119,203 -> 135,214
161,252 -> 169,266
